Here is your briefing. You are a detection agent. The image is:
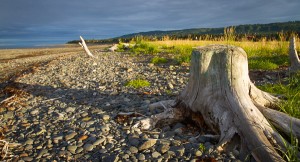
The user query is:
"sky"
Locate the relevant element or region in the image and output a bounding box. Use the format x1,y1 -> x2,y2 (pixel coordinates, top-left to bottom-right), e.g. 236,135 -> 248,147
1,0 -> 300,47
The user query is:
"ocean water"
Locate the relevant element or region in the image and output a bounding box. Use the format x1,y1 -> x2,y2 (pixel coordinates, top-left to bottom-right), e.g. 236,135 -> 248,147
0,35 -> 109,49
0,36 -> 76,49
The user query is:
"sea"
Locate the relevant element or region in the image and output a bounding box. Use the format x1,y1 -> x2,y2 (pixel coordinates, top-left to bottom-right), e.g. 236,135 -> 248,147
0,35 -> 109,49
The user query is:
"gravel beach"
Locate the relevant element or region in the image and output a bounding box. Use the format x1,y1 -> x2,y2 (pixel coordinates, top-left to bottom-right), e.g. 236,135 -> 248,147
0,47 -> 286,161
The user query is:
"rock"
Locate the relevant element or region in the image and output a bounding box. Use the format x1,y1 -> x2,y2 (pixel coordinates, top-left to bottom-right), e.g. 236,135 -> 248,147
152,151 -> 161,158
93,138 -> 105,146
102,114 -> 110,121
128,138 -> 140,147
103,154 -> 119,162
137,153 -> 145,161
37,149 -> 48,159
83,143 -> 94,151
170,146 -> 185,156
67,145 -> 77,154
100,125 -> 110,133
129,146 -> 138,154
195,150 -> 203,156
4,111 -> 14,119
30,110 -> 39,116
168,82 -> 174,89
188,137 -> 198,143
138,139 -> 157,151
65,132 -> 77,141
23,157 -> 33,162
76,147 -> 83,154
157,144 -> 170,154
65,107 -> 75,113
24,138 -> 34,145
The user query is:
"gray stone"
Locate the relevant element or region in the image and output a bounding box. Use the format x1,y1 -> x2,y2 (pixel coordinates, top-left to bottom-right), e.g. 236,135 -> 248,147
128,138 -> 140,147
76,147 -> 83,154
129,146 -> 138,154
102,115 -> 110,121
152,151 -> 161,158
83,143 -> 94,151
65,132 -> 77,141
138,139 -> 157,151
23,157 -> 33,162
65,107 -> 75,113
24,144 -> 33,150
37,149 -> 48,159
93,138 -> 105,146
30,110 -> 39,116
4,111 -> 14,119
157,144 -> 170,154
137,153 -> 145,161
170,146 -> 185,156
103,154 -> 119,162
100,125 -> 110,133
67,145 -> 77,153
25,138 -> 34,145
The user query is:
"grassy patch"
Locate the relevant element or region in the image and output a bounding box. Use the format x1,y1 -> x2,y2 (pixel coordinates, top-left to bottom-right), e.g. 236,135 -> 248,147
151,56 -> 168,65
248,59 -> 279,70
125,79 -> 151,89
258,72 -> 300,118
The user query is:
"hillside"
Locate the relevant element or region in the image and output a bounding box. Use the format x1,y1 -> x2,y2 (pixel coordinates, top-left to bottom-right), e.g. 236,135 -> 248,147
67,21 -> 300,44
119,21 -> 300,39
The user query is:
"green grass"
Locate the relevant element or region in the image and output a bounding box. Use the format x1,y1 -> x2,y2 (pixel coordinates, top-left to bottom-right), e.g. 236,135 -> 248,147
151,56 -> 168,65
248,59 -> 279,70
258,72 -> 300,118
125,79 -> 151,89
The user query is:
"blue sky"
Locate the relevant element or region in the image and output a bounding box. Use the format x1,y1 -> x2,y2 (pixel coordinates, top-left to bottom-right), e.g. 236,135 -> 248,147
1,0 -> 300,44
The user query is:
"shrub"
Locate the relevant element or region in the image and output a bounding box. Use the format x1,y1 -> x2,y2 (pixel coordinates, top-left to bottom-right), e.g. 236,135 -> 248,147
151,57 -> 168,65
125,79 -> 150,89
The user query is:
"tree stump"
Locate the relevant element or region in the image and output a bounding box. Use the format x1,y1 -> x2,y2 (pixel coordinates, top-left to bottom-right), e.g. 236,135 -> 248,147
133,44 -> 300,161
289,36 -> 300,72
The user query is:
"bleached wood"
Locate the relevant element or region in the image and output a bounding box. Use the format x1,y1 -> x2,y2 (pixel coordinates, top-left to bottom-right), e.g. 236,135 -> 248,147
79,36 -> 95,58
132,44 -> 300,161
289,36 -> 300,72
108,44 -> 118,52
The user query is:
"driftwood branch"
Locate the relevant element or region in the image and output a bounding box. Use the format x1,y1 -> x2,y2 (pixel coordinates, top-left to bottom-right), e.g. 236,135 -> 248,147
79,36 -> 95,58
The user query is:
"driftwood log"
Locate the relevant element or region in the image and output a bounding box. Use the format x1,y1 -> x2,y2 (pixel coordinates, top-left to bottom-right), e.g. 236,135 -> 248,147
289,36 -> 300,72
79,36 -> 95,58
131,45 -> 300,161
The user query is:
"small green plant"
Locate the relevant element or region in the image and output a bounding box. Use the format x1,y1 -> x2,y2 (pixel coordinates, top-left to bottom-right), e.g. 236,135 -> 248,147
125,79 -> 150,89
151,56 -> 168,65
198,143 -> 206,152
175,54 -> 191,65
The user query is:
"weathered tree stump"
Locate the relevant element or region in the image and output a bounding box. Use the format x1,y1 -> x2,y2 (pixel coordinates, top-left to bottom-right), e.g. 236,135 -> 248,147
289,36 -> 300,72
133,45 -> 300,161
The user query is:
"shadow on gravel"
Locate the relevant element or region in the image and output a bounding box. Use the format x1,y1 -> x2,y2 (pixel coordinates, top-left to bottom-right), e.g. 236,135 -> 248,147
1,81 -> 170,113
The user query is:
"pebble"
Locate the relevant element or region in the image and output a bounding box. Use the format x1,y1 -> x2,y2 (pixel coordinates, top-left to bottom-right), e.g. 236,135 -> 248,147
23,157 -> 33,162
67,145 -> 77,153
65,132 -> 77,141
83,143 -> 94,151
137,153 -> 145,161
129,146 -> 139,154
24,138 -> 34,145
152,151 -> 161,158
138,139 -> 157,151
102,114 -> 110,121
93,138 -> 105,146
30,110 -> 39,116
